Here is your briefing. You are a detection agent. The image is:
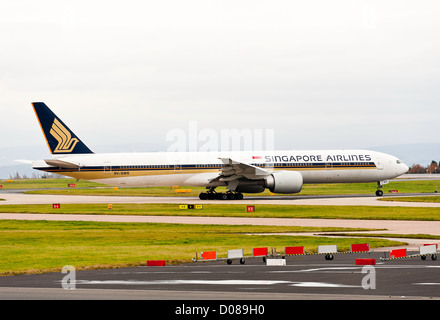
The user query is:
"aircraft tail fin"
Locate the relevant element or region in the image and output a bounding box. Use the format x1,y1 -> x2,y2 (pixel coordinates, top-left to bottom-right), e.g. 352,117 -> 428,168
32,102 -> 94,155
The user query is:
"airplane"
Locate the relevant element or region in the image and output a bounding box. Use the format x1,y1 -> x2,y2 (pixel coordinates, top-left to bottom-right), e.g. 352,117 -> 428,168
30,102 -> 409,200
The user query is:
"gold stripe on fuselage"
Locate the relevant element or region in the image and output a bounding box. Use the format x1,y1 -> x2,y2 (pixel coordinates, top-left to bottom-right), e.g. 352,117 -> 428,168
43,165 -> 376,181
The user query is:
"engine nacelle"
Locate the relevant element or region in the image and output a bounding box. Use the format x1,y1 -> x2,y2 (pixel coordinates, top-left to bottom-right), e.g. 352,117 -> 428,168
235,185 -> 265,193
265,171 -> 303,194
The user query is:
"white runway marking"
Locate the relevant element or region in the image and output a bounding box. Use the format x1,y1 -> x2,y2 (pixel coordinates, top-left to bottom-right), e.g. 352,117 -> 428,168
72,279 -> 363,289
290,282 -> 360,288
73,279 -> 291,286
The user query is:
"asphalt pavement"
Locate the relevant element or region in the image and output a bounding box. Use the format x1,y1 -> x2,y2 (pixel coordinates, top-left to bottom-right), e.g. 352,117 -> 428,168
0,252 -> 439,300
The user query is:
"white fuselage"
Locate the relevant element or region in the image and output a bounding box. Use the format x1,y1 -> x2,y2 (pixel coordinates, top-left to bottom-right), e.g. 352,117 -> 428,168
33,149 -> 409,189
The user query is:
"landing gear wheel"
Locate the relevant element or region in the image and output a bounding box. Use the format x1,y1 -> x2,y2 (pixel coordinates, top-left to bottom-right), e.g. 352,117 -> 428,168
376,181 -> 384,196
200,188 -> 244,200
217,193 -> 228,200
207,192 -> 216,200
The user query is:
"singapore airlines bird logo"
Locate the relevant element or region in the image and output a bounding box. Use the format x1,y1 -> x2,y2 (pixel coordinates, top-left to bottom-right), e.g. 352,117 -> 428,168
50,119 -> 79,153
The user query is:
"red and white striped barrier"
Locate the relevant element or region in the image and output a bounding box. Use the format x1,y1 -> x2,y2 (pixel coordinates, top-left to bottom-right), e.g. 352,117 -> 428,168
252,247 -> 268,257
200,251 -> 217,261
147,260 -> 166,266
266,258 -> 286,266
285,246 -> 304,255
380,244 -> 439,261
226,249 -> 245,265
390,248 -> 407,259
355,259 -> 376,265
351,243 -> 370,253
419,244 -> 438,261
284,243 -> 371,260
192,242 -> 438,265
419,244 -> 436,256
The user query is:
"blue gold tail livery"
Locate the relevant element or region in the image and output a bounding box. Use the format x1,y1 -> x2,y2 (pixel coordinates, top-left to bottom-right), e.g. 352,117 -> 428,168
32,102 -> 94,154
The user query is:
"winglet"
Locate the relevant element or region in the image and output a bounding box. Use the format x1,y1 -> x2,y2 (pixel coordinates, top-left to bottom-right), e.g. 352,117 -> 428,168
32,102 -> 93,154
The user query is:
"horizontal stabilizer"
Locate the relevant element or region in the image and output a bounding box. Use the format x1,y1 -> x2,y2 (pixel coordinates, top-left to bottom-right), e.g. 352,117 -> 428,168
14,159 -> 34,165
44,159 -> 81,169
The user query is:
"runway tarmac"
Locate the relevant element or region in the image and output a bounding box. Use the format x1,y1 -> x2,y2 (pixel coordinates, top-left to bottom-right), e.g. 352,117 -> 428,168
1,190 -> 439,301
0,252 -> 439,300
1,191 -> 440,207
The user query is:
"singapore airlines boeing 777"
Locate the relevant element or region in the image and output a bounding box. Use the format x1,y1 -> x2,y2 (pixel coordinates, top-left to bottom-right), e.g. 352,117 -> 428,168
30,102 -> 409,200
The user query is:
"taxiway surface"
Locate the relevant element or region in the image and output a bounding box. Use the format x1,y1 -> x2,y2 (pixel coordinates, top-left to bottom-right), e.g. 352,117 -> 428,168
1,191 -> 440,207
1,190 -> 439,300
0,252 -> 439,300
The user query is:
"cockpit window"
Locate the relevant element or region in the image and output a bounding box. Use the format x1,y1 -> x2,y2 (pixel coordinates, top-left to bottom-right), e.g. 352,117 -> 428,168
396,160 -> 402,164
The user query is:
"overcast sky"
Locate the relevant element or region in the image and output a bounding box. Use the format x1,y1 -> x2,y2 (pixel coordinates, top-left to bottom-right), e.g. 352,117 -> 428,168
1,1 -> 439,158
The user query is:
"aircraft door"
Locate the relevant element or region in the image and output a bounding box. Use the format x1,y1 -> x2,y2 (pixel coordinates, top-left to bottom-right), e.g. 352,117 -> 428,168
104,161 -> 112,174
376,158 -> 384,170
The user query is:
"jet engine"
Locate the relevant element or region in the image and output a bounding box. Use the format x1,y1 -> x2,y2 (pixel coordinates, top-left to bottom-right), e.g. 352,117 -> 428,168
264,171 -> 303,194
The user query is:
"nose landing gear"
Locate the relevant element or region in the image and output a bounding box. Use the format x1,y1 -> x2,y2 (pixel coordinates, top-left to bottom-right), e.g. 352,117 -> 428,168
375,180 -> 388,196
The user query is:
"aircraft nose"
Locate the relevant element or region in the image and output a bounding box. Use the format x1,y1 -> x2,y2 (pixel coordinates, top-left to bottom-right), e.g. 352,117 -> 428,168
401,163 -> 409,174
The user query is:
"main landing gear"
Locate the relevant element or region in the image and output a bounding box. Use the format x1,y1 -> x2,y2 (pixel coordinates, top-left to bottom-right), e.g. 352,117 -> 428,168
199,188 -> 244,200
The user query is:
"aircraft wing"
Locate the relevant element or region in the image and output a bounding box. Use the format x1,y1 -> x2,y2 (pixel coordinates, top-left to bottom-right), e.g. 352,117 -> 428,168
216,158 -> 270,181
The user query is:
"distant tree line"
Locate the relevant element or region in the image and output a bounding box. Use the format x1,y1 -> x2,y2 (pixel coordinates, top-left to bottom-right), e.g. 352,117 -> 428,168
8,172 -> 66,180
408,161 -> 439,174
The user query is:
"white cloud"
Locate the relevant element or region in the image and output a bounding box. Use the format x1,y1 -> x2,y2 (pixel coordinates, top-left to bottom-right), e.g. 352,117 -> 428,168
0,0 -> 439,157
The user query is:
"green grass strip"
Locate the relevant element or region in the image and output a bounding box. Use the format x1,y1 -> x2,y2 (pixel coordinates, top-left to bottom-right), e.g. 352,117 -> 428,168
0,203 -> 440,221
379,196 -> 440,203
0,178 -> 438,196
0,220 -> 404,275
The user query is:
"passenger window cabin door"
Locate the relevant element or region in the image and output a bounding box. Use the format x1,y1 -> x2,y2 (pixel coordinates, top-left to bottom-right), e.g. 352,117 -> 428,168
104,161 -> 112,174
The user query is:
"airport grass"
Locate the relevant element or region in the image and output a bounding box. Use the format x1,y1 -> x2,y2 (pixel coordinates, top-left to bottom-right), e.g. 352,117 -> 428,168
0,178 -> 102,190
319,233 -> 440,240
0,220 -> 404,275
0,203 -> 439,221
379,195 -> 440,203
1,178 -> 438,197
0,178 -> 435,275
